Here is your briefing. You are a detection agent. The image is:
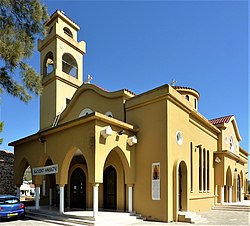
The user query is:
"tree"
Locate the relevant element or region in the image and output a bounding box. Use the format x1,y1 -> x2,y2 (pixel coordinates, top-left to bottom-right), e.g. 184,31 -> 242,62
0,0 -> 48,102
0,121 -> 3,144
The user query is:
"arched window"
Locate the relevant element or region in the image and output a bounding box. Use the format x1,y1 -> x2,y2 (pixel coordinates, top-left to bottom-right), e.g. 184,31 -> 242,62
194,98 -> 197,109
62,53 -> 78,78
207,150 -> 209,191
203,148 -> 206,191
105,111 -> 113,117
63,27 -> 73,38
79,108 -> 93,117
199,147 -> 202,191
43,52 -> 54,77
190,142 -> 193,192
185,95 -> 189,101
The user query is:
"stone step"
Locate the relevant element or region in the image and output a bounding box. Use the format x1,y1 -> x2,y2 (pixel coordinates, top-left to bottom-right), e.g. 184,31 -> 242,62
213,205 -> 250,212
178,211 -> 207,224
26,209 -> 94,225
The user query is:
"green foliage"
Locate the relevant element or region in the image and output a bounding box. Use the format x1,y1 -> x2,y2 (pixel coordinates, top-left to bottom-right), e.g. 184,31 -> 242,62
23,166 -> 32,181
0,121 -> 3,144
0,0 -> 48,102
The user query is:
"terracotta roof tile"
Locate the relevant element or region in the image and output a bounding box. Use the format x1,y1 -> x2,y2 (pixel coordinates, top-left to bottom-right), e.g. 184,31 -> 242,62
172,86 -> 200,97
209,115 -> 234,125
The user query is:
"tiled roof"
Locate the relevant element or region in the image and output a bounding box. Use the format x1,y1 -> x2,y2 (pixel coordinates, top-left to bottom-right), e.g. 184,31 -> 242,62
209,115 -> 234,125
172,86 -> 199,95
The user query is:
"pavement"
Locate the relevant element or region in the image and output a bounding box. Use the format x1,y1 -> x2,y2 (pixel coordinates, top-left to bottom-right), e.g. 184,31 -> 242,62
13,200 -> 250,226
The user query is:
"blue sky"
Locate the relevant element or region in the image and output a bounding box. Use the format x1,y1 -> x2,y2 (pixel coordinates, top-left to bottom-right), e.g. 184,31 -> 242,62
0,0 -> 249,174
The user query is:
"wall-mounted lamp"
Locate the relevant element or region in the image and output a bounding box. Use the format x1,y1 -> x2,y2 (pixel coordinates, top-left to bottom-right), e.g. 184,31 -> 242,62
118,130 -> 125,135
215,156 -> 221,163
100,126 -> 113,138
127,135 -> 137,146
195,144 -> 202,148
38,137 -> 46,143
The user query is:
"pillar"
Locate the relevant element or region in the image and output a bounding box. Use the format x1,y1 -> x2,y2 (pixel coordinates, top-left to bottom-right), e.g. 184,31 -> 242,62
16,186 -> 21,200
49,188 -> 53,206
220,186 -> 224,204
59,185 -> 64,213
229,186 -> 232,203
35,186 -> 40,209
93,184 -> 99,218
128,186 -> 133,212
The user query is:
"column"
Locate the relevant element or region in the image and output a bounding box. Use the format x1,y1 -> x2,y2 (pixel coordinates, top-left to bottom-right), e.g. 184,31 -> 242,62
16,186 -> 21,200
35,186 -> 40,209
49,188 -> 53,206
128,185 -> 133,212
59,185 -> 64,213
220,186 -> 224,204
93,184 -> 99,218
229,186 -> 232,203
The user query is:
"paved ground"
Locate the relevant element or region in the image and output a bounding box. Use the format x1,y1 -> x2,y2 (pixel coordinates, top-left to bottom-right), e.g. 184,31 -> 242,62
1,210 -> 249,226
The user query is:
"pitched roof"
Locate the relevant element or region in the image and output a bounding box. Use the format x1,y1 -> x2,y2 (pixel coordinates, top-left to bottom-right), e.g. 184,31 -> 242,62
209,115 -> 234,125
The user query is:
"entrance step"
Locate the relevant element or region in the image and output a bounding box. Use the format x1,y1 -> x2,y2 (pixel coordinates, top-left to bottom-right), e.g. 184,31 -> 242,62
26,208 -> 94,225
95,212 -> 144,226
212,204 -> 250,212
178,211 -> 207,224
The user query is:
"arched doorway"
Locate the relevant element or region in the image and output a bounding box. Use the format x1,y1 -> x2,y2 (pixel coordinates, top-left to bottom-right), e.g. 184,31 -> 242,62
178,161 -> 187,211
103,166 -> 117,210
237,174 -> 241,202
70,168 -> 86,209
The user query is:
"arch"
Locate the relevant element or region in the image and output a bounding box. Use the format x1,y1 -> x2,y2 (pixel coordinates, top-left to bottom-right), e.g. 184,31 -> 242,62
185,95 -> 189,101
43,51 -> 54,77
178,161 -> 188,211
173,159 -> 188,221
15,158 -> 30,186
226,166 -> 233,186
60,147 -> 91,186
62,53 -> 78,78
79,108 -> 93,117
63,27 -> 73,38
104,147 -> 130,184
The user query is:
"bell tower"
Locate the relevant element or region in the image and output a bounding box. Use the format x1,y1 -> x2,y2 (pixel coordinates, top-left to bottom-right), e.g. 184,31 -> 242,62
38,10 -> 86,130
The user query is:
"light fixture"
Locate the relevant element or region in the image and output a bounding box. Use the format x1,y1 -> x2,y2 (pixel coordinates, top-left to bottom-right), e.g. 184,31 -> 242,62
100,126 -> 113,138
38,137 -> 46,143
118,130 -> 125,135
127,135 -> 137,146
195,144 -> 202,148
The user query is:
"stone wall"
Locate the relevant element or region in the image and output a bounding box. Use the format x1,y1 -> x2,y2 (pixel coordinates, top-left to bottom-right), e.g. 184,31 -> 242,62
0,150 -> 15,195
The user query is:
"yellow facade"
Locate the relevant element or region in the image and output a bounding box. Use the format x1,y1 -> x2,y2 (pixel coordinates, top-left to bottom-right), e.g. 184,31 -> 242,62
10,11 -> 248,222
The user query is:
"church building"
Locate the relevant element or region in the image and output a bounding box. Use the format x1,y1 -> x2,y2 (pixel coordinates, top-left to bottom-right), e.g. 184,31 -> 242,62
10,11 -> 248,222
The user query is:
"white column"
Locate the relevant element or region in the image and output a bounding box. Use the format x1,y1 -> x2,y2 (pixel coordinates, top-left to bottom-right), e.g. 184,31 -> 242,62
59,186 -> 64,213
128,186 -> 133,212
229,186 -> 232,203
16,187 -> 21,200
220,186 -> 224,204
93,184 -> 99,218
35,186 -> 40,209
49,188 -> 53,206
